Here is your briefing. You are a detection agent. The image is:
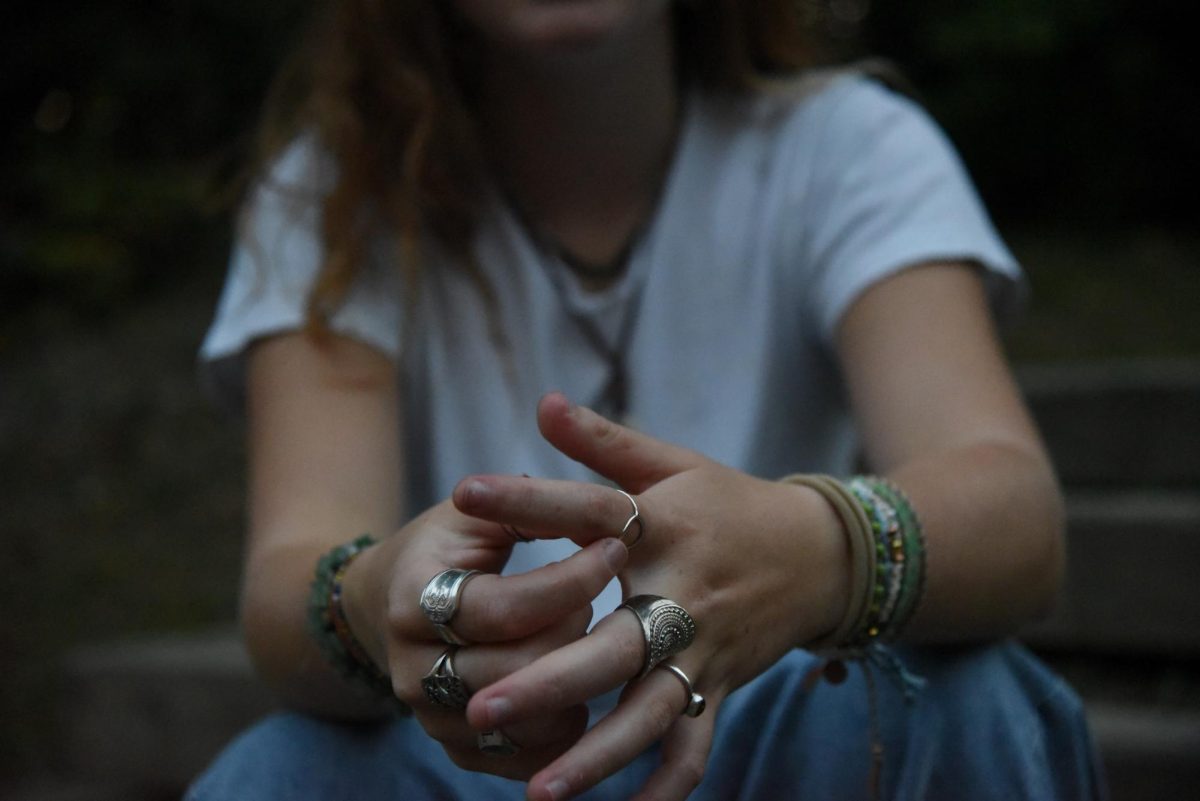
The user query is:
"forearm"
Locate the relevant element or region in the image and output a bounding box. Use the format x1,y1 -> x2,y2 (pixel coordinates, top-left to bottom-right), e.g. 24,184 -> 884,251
241,332 -> 404,718
882,437 -> 1065,642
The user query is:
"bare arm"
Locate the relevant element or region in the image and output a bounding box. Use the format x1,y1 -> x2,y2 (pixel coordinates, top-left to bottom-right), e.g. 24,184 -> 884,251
835,261 -> 1065,639
239,329 -> 627,779
242,331 -> 403,718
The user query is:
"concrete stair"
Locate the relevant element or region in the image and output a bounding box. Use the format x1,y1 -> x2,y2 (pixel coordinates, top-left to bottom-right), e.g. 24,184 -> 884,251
43,360 -> 1200,800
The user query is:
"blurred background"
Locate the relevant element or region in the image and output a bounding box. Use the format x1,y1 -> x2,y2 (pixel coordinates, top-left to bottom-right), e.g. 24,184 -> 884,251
2,1 -> 1197,798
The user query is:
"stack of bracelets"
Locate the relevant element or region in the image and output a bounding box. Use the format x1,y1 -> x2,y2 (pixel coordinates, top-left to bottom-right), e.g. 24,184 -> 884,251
780,474 -> 927,654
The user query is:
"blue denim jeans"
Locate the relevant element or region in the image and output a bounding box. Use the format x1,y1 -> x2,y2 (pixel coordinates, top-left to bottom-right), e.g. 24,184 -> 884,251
187,641 -> 1105,800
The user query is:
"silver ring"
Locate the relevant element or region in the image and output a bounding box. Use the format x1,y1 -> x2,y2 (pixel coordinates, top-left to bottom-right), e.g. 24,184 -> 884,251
659,663 -> 706,718
617,489 -> 644,549
618,594 -> 696,677
421,647 -> 472,709
419,568 -> 482,645
478,728 -> 521,756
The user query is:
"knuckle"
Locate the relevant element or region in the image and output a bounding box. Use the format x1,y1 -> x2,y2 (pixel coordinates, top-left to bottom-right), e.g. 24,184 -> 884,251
588,415 -> 621,446
384,597 -> 412,639
390,672 -> 420,705
539,670 -> 571,711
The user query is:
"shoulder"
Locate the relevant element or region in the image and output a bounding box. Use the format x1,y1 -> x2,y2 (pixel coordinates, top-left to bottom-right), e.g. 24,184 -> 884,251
686,70 -> 945,187
245,133 -> 336,218
757,70 -> 942,157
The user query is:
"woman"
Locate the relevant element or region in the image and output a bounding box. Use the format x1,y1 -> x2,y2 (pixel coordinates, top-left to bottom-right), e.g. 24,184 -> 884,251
190,2 -> 1104,799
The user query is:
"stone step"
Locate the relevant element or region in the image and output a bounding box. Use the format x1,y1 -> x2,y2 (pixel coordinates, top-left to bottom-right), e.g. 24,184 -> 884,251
60,630 -> 276,795
1020,359 -> 1200,489
1087,702 -> 1200,801
1021,491 -> 1200,656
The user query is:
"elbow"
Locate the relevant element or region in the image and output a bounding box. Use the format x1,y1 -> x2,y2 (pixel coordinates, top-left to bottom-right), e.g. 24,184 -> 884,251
1026,457 -> 1068,623
237,583 -> 294,691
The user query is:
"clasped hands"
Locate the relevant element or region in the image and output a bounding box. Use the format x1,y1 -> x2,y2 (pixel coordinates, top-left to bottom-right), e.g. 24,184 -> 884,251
346,393 -> 848,801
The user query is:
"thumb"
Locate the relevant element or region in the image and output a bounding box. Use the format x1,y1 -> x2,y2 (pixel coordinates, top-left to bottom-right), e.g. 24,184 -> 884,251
536,392 -> 706,493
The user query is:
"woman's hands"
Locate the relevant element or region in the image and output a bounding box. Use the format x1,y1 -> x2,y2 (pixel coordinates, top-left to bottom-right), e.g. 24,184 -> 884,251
340,495 -> 629,779
452,393 -> 852,801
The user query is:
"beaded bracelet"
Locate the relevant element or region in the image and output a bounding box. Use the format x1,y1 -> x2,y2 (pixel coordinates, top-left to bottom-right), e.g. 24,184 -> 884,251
779,474 -> 927,651
307,534 -> 399,702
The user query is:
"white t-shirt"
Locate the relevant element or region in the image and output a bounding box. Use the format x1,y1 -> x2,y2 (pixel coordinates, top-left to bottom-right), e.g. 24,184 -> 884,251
201,74 -> 1022,620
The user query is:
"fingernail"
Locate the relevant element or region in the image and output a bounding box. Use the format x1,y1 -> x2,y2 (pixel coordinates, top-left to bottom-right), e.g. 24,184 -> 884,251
603,538 -> 628,573
485,697 -> 512,725
460,479 -> 490,507
544,779 -> 570,801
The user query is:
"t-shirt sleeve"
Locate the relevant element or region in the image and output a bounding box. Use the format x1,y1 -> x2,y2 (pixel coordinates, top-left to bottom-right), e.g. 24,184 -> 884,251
801,77 -> 1025,343
198,136 -> 404,410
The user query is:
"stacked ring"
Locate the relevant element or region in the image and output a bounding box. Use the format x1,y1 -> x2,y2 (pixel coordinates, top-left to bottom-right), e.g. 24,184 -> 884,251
659,663 -> 706,718
421,647 -> 471,709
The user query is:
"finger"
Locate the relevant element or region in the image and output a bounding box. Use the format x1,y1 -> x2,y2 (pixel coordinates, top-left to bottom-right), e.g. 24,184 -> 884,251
525,669 -> 702,801
536,392 -> 706,493
420,702 -> 589,770
454,474 -> 639,545
416,537 -> 626,643
438,715 -> 586,781
465,607 -> 645,731
395,603 -> 591,708
629,709 -> 717,801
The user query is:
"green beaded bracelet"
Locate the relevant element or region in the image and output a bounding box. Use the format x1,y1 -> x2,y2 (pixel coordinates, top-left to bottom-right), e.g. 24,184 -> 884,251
307,534 -> 402,704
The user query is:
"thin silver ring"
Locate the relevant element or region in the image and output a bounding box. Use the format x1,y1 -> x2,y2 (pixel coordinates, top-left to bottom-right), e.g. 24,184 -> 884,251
421,646 -> 472,709
618,594 -> 696,677
419,568 -> 481,645
658,663 -> 706,718
617,489 -> 644,549
477,728 -> 521,756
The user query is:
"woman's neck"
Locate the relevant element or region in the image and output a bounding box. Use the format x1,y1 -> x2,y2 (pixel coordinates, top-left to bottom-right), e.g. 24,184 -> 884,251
473,14 -> 680,267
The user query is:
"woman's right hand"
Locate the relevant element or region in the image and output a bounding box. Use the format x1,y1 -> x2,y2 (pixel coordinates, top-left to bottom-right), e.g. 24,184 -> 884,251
341,497 -> 629,779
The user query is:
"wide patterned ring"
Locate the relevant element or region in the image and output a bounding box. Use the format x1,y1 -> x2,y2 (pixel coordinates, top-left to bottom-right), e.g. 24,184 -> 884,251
419,568 -> 481,645
618,594 -> 697,677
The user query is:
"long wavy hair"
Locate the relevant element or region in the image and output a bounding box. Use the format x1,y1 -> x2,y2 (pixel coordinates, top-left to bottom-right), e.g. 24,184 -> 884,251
252,1 -> 821,335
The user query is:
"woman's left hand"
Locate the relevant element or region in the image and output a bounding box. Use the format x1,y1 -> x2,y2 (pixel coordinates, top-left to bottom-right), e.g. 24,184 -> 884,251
452,393 -> 851,801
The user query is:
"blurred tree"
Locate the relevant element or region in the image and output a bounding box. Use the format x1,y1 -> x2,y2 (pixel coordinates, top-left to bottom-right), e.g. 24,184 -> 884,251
864,0 -> 1196,227
1,0 -> 1193,342
1,0 -> 307,334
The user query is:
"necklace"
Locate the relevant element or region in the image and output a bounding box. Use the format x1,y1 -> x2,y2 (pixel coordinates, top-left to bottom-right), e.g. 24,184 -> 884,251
540,250 -> 645,423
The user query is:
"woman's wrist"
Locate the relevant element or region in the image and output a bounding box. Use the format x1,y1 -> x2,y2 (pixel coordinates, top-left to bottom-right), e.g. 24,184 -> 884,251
338,533 -> 394,676
780,474 -> 928,652
307,533 -> 399,702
